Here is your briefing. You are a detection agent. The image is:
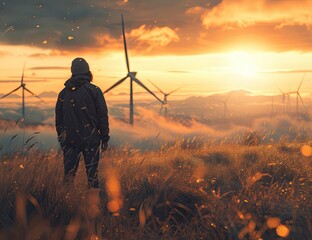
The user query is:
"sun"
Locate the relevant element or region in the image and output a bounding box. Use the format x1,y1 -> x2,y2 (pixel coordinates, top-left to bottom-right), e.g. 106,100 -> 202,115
226,51 -> 258,77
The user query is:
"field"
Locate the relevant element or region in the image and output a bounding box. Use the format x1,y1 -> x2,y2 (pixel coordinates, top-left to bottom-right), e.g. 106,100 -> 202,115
0,138 -> 311,240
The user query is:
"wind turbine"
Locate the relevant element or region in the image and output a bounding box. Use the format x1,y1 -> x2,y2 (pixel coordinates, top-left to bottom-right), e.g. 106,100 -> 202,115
289,74 -> 306,116
219,95 -> 231,119
103,14 -> 163,125
0,63 -> 43,120
149,80 -> 183,115
275,84 -> 289,113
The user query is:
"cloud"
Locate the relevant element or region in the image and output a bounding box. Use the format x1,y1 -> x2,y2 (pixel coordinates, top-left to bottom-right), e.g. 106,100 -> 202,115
196,22 -> 312,53
260,69 -> 312,74
167,70 -> 190,74
1,0 -> 312,55
184,0 -> 312,52
1,105 -> 312,153
0,0 -> 217,55
0,106 -> 247,152
128,25 -> 179,53
200,0 -> 312,29
28,50 -> 71,58
251,115 -> 311,142
102,107 -> 308,149
0,0 -> 119,50
28,66 -> 68,71
95,34 -> 122,50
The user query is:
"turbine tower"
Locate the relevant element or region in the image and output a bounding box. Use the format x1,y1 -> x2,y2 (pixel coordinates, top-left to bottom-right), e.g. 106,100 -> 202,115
103,14 -> 163,125
0,63 -> 43,120
149,80 -> 183,115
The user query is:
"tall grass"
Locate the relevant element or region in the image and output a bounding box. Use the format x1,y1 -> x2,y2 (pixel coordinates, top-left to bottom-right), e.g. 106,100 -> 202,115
0,140 -> 311,239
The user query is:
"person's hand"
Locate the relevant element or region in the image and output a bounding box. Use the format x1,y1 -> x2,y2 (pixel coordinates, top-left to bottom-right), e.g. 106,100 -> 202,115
101,141 -> 108,151
57,130 -> 67,145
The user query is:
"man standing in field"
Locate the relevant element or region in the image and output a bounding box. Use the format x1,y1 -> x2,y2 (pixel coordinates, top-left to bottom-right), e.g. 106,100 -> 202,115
55,57 -> 110,188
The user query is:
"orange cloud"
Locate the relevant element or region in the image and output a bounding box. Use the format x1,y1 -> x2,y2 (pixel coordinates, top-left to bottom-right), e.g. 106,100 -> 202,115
198,0 -> 312,29
95,34 -> 122,53
185,6 -> 206,16
128,25 -> 179,53
28,50 -> 71,58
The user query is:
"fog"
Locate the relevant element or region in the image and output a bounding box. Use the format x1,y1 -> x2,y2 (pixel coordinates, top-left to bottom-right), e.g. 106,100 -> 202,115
0,105 -> 311,155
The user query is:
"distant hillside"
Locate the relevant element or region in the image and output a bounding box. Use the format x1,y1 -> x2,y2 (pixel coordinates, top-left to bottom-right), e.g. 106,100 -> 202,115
0,93 -> 20,98
183,89 -> 275,104
39,91 -> 58,98
228,89 -> 252,96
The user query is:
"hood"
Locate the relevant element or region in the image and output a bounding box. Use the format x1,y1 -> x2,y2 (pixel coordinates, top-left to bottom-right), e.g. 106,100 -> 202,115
64,75 -> 90,91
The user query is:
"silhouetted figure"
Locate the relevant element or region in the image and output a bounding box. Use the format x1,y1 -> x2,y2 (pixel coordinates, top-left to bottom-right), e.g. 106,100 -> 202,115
55,58 -> 110,188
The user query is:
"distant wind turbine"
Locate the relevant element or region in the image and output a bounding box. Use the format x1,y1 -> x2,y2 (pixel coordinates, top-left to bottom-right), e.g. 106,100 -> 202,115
275,84 -> 289,113
149,80 -> 183,115
103,14 -> 163,125
219,95 -> 231,119
288,74 -> 306,116
0,63 -> 44,120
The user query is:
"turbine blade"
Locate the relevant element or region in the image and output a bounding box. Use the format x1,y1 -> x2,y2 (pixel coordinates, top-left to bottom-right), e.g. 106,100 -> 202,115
274,83 -> 284,94
297,73 -> 306,91
24,87 -> 44,101
21,62 -> 26,85
133,77 -> 163,103
121,14 -> 130,73
168,85 -> 184,95
0,86 -> 22,99
298,93 -> 305,109
148,80 -> 165,94
103,76 -> 128,93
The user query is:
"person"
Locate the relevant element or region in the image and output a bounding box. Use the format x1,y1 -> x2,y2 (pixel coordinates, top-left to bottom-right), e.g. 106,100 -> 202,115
55,57 -> 110,188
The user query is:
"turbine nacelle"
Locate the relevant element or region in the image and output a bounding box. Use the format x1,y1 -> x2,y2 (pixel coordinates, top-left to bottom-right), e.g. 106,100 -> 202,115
128,72 -> 137,78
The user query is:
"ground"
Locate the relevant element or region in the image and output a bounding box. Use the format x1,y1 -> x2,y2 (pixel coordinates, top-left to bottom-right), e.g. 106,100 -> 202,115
0,140 -> 311,239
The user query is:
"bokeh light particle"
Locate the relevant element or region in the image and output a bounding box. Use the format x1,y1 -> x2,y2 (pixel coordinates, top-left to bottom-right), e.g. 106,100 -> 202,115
267,217 -> 280,229
276,225 -> 290,238
301,145 -> 312,157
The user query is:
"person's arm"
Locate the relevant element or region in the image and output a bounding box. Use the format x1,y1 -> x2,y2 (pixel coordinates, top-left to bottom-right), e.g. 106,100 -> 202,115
55,89 -> 65,138
95,87 -> 110,143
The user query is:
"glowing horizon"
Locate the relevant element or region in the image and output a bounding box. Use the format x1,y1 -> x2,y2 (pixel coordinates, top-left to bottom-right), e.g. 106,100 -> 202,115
1,45 -> 312,99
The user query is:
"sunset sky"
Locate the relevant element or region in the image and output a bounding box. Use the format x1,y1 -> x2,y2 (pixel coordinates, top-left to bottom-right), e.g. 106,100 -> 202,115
1,0 -> 312,100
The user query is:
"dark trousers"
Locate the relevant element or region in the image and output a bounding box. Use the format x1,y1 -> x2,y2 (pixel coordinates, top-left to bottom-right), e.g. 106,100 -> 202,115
63,145 -> 100,188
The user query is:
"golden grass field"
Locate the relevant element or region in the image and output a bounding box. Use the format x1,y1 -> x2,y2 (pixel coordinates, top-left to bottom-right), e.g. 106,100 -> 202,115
0,138 -> 311,239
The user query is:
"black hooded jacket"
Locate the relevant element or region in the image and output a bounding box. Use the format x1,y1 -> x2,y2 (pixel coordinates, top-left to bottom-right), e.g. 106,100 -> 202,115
55,75 -> 110,147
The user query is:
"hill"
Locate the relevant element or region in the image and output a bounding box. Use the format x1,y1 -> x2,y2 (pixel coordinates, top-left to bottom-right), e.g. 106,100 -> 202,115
39,91 -> 58,98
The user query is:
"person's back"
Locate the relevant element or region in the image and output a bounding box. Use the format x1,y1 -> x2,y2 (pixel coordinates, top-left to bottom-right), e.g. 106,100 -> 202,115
55,58 -> 109,188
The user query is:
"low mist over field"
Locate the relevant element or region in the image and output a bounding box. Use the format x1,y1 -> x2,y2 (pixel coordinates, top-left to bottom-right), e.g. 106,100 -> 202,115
0,100 -> 311,153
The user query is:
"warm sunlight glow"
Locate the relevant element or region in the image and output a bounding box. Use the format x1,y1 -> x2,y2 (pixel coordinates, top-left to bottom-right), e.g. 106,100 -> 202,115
226,51 -> 258,77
